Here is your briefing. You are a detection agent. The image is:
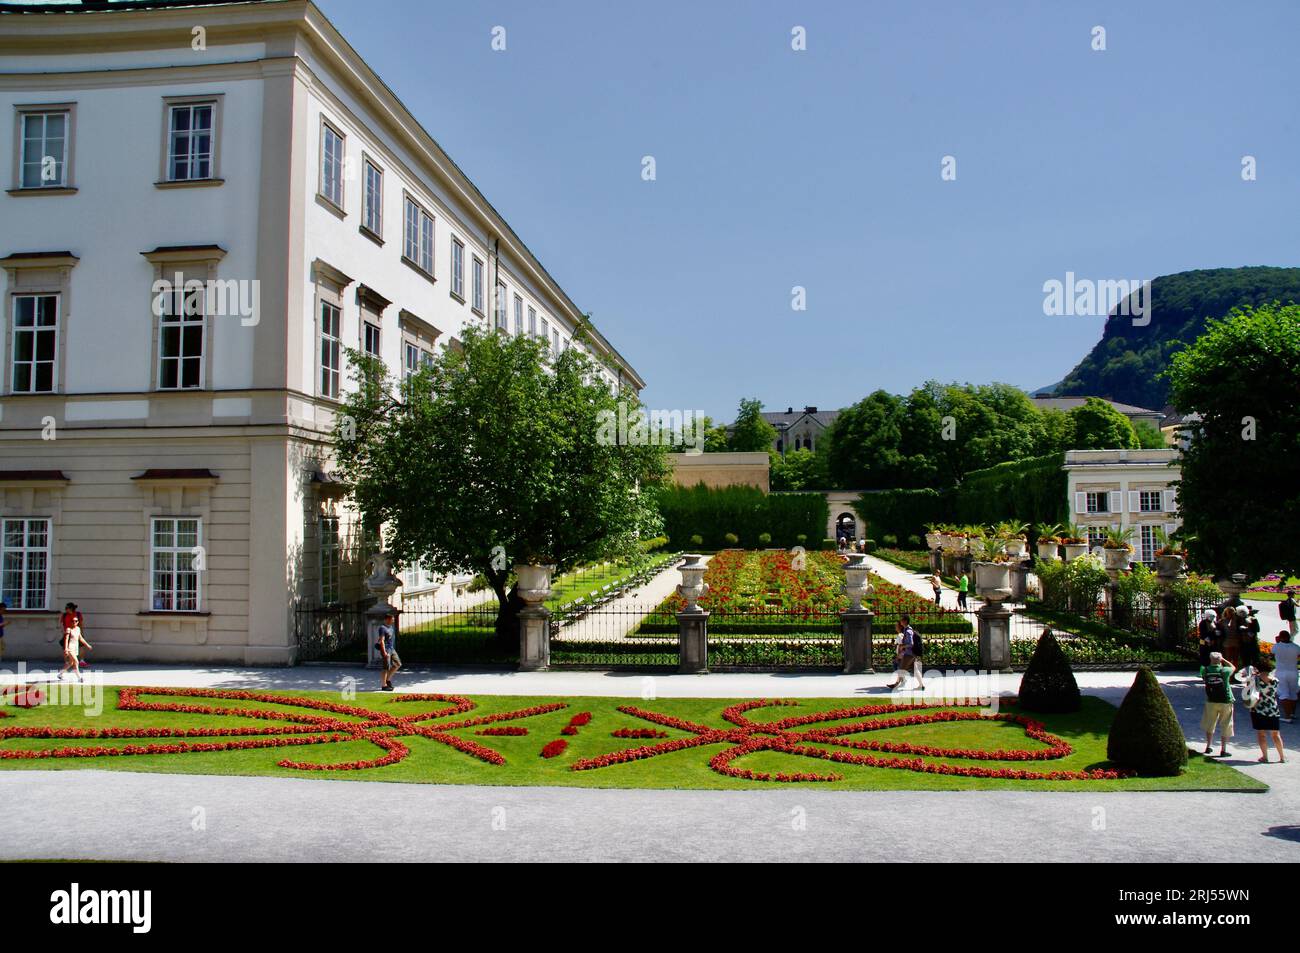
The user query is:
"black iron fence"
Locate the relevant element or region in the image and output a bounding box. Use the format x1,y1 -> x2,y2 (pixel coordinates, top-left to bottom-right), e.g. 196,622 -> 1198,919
293,590 -> 1208,671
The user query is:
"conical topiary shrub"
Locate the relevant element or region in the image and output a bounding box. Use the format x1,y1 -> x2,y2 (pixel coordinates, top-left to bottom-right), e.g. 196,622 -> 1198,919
1018,630 -> 1081,713
1106,667 -> 1188,776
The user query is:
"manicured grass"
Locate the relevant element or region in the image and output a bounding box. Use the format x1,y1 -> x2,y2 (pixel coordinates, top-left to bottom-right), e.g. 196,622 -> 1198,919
1246,576 -> 1299,601
0,688 -> 1263,793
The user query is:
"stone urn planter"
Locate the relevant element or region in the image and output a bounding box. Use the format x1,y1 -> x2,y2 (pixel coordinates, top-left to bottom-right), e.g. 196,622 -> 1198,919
1005,538 -> 1028,559
1036,540 -> 1060,561
1062,541 -> 1088,561
925,533 -> 942,551
973,561 -> 1013,602
842,553 -> 873,611
514,563 -> 555,605
1102,546 -> 1131,573
676,554 -> 709,613
1155,553 -> 1186,578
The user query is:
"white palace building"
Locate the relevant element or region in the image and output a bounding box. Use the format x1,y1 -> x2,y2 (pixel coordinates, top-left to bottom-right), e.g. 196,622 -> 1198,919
0,0 -> 644,663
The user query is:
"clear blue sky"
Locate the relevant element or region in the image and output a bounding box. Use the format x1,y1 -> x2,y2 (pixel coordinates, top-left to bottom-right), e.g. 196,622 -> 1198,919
319,0 -> 1300,420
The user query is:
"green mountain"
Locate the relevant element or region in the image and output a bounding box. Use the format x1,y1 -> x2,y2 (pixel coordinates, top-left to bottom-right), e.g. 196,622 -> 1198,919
1053,266 -> 1300,410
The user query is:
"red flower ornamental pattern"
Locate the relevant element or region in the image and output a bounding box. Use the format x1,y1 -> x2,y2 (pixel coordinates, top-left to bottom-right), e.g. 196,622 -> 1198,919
541,739 -> 568,759
0,687 -> 566,772
572,699 -> 1134,783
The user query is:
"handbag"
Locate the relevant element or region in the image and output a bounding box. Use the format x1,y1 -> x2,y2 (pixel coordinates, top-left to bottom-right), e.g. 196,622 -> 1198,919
1240,668 -> 1260,709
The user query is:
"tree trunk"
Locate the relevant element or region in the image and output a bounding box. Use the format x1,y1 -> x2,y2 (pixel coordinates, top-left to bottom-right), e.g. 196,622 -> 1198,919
492,582 -> 524,653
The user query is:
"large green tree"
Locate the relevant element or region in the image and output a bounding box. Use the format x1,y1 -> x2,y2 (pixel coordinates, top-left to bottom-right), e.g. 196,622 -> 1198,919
728,398 -> 779,452
333,324 -> 669,649
770,447 -> 831,491
1165,302 -> 1300,579
1066,397 -> 1139,450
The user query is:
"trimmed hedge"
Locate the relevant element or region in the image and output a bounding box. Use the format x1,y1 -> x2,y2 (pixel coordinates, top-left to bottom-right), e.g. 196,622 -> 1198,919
1106,667 -> 1188,776
653,484 -> 828,551
1018,630 -> 1081,713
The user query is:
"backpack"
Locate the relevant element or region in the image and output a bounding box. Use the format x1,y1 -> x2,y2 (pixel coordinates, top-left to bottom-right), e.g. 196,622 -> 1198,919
1202,668 -> 1231,704
909,628 -> 923,657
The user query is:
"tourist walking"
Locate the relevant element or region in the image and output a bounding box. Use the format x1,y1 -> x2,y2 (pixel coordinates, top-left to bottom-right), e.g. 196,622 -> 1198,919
376,611 -> 401,691
884,617 -> 919,691
927,572 -> 942,606
1237,658 -> 1284,763
58,602 -> 91,682
1280,592 -> 1297,638
957,572 -> 969,610
1198,651 -> 1235,758
1271,631 -> 1297,723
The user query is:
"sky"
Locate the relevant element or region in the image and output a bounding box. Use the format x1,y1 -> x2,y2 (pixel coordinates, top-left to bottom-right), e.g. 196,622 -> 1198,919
314,0 -> 1300,420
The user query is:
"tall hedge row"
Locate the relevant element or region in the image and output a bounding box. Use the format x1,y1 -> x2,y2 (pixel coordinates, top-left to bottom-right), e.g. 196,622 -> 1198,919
854,453 -> 1068,541
653,484 -> 828,549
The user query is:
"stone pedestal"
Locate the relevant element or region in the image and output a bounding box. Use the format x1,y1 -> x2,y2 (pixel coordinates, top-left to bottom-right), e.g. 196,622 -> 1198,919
518,605 -> 551,672
929,548 -> 943,573
841,609 -> 874,674
364,553 -> 402,669
1009,563 -> 1029,603
977,601 -> 1013,672
677,610 -> 709,674
1157,591 -> 1183,650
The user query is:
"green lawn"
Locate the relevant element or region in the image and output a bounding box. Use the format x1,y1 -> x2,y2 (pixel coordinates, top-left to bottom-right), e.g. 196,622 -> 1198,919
1246,576 -> 1299,601
0,687 -> 1263,793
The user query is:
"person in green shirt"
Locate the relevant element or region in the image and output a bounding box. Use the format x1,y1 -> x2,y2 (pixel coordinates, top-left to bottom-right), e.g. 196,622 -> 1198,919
957,573 -> 969,609
1199,652 -> 1236,757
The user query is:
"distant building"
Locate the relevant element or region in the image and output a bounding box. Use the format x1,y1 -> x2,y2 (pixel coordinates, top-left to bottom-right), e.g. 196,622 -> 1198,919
1063,449 -> 1181,564
759,406 -> 840,456
668,452 -> 769,492
1031,396 -> 1165,431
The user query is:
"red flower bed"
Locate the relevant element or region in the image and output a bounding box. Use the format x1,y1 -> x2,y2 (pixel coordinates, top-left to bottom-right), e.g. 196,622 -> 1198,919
611,728 -> 669,739
476,726 -> 528,736
571,698 -> 1134,783
0,687 -> 565,772
541,739 -> 568,759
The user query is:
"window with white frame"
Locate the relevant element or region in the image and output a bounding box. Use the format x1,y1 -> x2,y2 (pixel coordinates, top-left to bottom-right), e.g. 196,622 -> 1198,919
513,294 -> 524,336
540,315 -> 549,342
11,293 -> 59,394
320,121 -> 344,207
319,515 -> 341,604
1,517 -> 50,610
19,109 -> 69,188
158,282 -> 204,390
319,300 -> 342,399
363,158 -> 383,235
495,281 -> 507,330
151,517 -> 201,612
450,238 -> 465,300
1086,525 -> 1107,551
471,256 -> 485,313
552,328 -> 560,354
362,320 -> 381,359
1139,525 -> 1158,564
403,196 -> 434,275
1085,492 -> 1109,514
1139,490 -> 1162,512
167,102 -> 215,182
528,306 -> 537,337
405,560 -> 437,592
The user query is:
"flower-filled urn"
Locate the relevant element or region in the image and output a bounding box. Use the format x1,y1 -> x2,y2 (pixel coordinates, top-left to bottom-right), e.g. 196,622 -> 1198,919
843,553 -> 873,611
676,554 -> 709,612
514,563 -> 554,607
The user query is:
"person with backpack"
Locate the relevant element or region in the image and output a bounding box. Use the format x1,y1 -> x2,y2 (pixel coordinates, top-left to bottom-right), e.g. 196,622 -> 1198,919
1198,651 -> 1236,758
884,616 -> 921,691
1280,593 -> 1297,638
906,615 -> 925,690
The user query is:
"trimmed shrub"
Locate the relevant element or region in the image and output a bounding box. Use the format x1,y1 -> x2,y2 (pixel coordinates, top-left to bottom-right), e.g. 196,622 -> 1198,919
863,538 -> 877,553
653,484 -> 827,550
906,534 -> 922,548
820,538 -> 837,551
723,532 -> 739,546
1018,630 -> 1081,713
1106,667 -> 1188,776
689,534 -> 703,547
796,534 -> 807,546
881,533 -> 898,547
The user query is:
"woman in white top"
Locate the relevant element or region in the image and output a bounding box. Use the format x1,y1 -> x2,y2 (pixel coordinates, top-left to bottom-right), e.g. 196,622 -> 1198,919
1271,630 -> 1298,723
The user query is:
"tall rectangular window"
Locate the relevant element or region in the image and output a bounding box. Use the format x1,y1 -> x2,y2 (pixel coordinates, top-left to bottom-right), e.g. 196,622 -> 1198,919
471,257 -> 485,313
151,517 -> 201,612
1139,525 -> 1158,564
363,321 -> 381,359
403,197 -> 434,275
11,294 -> 58,394
1085,492 -> 1109,514
319,515 -> 341,604
450,238 -> 465,300
167,102 -> 214,182
319,300 -> 341,398
528,306 -> 537,337
495,282 -> 507,330
320,121 -> 344,207
513,294 -> 524,336
540,315 -> 550,343
363,159 -> 383,235
552,328 -> 560,354
1,517 -> 50,611
158,283 -> 204,390
1139,490 -> 1162,512
20,110 -> 68,188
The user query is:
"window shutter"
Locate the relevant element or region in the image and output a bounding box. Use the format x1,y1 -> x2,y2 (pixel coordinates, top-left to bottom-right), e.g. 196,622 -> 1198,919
1074,492 -> 1086,516
1162,489 -> 1176,512
1128,491 -> 1140,513
1108,491 -> 1122,514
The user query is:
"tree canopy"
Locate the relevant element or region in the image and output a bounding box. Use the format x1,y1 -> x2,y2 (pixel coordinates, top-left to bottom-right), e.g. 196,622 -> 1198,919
1165,302 -> 1300,579
332,324 -> 669,645
727,397 -> 778,452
